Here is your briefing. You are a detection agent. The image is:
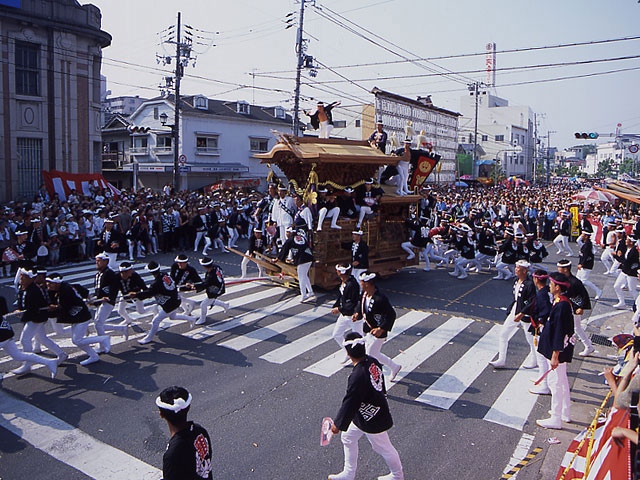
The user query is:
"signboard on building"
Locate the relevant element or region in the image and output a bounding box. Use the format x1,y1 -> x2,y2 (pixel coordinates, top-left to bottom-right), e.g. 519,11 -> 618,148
371,87 -> 460,183
486,42 -> 496,87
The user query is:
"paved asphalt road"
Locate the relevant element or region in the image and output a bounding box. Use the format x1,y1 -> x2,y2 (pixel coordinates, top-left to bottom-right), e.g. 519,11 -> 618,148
0,240 -> 595,480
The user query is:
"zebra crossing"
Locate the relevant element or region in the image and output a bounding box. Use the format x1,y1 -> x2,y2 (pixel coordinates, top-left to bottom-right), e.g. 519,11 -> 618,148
1,261 -> 548,432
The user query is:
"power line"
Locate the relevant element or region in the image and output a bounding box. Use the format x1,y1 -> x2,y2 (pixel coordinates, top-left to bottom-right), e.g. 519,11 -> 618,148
255,34 -> 640,75
312,4 -> 473,86
257,53 -> 640,85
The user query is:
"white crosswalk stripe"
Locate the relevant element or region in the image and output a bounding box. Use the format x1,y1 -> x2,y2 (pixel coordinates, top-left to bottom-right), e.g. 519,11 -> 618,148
385,316 -> 475,391
415,324 -> 502,409
218,305 -> 332,351
303,311 -> 431,378
2,262 -> 547,432
483,356 -> 542,431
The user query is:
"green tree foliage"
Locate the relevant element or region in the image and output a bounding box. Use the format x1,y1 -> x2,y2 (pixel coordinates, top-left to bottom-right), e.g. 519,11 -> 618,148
596,158 -> 615,178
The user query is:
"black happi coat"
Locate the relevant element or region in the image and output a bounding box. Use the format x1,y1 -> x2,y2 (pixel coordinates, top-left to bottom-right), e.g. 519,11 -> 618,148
357,289 -> 396,338
95,267 -> 120,305
334,355 -> 393,434
194,266 -> 226,299
333,276 -> 360,316
135,272 -> 181,313
50,282 -> 93,324
537,296 -> 575,364
19,282 -> 50,324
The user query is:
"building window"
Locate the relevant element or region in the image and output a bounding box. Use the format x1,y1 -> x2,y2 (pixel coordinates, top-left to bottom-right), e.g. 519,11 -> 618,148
16,138 -> 42,199
250,137 -> 269,153
154,135 -> 173,155
237,102 -> 249,115
495,134 -> 504,142
481,135 -> 488,142
195,96 -> 208,109
274,106 -> 286,119
153,107 -> 159,120
355,120 -> 361,127
15,41 -> 40,96
196,135 -> 220,154
130,136 -> 148,154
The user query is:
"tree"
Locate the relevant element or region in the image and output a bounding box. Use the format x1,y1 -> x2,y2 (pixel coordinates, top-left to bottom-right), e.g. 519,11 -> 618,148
619,157 -> 637,176
596,158 -> 615,178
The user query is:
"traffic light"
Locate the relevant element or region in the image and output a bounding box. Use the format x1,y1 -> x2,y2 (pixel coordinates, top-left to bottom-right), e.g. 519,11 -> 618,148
574,132 -> 599,139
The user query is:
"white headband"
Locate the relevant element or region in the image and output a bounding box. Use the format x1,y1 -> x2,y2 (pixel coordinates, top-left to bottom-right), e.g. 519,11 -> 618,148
45,275 -> 63,284
343,338 -> 366,347
335,264 -> 350,274
359,272 -> 376,282
20,268 -> 36,278
156,393 -> 192,412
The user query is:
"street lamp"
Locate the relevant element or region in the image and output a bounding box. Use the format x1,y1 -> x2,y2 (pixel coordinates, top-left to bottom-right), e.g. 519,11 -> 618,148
493,146 -> 522,185
159,111 -> 179,191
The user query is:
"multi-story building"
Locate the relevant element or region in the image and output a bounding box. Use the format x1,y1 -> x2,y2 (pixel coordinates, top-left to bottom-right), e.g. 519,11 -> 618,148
370,88 -> 461,184
101,94 -> 292,191
0,0 -> 111,202
102,95 -> 146,117
458,91 -> 535,180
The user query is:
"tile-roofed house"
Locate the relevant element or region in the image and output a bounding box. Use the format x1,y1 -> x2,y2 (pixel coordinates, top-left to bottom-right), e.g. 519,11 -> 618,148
103,93 -> 292,191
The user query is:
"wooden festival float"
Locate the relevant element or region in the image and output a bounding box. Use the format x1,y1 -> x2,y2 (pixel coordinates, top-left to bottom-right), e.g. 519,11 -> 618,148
239,134 -> 439,290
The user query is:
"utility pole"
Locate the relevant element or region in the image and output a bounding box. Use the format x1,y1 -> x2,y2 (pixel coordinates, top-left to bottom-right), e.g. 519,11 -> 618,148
172,11 -> 182,192
292,1 -> 307,137
533,113 -> 538,184
546,130 -> 556,185
157,12 -> 213,191
468,82 -> 484,180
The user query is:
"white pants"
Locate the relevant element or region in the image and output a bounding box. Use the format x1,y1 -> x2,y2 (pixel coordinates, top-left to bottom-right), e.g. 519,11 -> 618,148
495,261 -> 515,279
105,252 -> 118,271
572,313 -> 593,350
495,304 -> 537,367
332,314 -> 364,348
576,268 -> 600,297
614,272 -> 638,305
553,234 -> 573,256
194,230 -> 206,251
424,243 -> 446,270
319,120 -> 333,139
118,298 -> 157,324
357,206 -> 373,228
338,422 -> 403,480
317,206 -> 341,230
351,268 -> 366,290
601,247 -> 615,273
548,362 -> 570,421
241,253 -> 265,278
297,262 -> 314,298
179,293 -> 197,314
142,307 -> 194,342
227,227 -> 239,248
199,296 -> 229,324
534,348 -> 551,390
278,221 -> 292,244
94,302 -> 126,336
71,321 -> 108,358
1,338 -> 57,370
396,160 -> 410,196
400,241 -> 415,258
17,322 -> 65,367
365,333 -> 400,371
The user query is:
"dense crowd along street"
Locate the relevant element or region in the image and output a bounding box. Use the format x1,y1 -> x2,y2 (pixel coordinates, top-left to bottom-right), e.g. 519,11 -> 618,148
1,178 -> 639,479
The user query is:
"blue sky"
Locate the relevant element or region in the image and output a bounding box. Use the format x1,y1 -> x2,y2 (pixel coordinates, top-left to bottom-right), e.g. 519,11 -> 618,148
88,0 -> 640,149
